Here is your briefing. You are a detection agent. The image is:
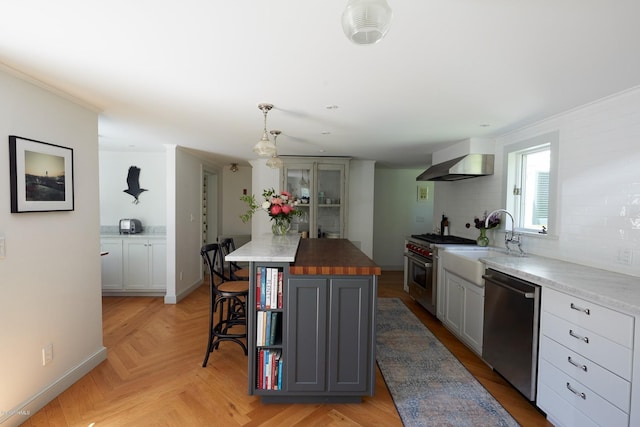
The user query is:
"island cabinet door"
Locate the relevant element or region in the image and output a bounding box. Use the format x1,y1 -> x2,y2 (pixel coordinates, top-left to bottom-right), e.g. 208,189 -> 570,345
286,278 -> 328,392
327,278 -> 371,392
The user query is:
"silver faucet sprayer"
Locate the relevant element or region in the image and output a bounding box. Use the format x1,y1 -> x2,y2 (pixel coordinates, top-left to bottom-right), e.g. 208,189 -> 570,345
486,209 -> 525,255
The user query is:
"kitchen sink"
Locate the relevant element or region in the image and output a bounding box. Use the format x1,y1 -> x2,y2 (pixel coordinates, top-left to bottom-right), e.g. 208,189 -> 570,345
441,249 -> 496,286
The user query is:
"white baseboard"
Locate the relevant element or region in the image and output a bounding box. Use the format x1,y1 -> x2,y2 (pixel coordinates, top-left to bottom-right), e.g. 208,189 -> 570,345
1,346 -> 107,426
165,278 -> 202,304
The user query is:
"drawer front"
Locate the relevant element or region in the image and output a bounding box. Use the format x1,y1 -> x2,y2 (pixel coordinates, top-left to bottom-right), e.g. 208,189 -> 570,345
538,382 -> 599,427
540,335 -> 631,412
542,288 -> 634,348
538,359 -> 629,427
542,312 -> 632,380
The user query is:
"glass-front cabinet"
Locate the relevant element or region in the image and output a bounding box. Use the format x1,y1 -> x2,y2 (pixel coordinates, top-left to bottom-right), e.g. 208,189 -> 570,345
281,157 -> 349,238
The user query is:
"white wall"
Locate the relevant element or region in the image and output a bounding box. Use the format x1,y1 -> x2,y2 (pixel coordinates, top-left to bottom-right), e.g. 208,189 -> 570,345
248,159 -> 282,236
373,167 -> 435,270
0,68 -> 106,425
221,164 -> 252,237
99,151 -> 167,227
347,160 -> 376,258
435,86 -> 640,277
167,147 -> 221,303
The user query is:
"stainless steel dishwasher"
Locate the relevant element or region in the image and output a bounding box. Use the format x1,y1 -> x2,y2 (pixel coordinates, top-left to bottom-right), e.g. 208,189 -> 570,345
482,268 -> 541,401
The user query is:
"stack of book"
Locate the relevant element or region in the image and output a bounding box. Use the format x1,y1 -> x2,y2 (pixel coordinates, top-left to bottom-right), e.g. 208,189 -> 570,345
256,267 -> 283,310
256,311 -> 280,346
257,349 -> 283,390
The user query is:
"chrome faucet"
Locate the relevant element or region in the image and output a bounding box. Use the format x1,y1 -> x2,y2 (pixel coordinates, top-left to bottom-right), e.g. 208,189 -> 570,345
486,209 -> 525,255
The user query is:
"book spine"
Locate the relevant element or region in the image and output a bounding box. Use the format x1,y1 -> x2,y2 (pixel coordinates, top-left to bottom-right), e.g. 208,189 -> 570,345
264,349 -> 270,390
269,312 -> 278,346
262,267 -> 269,309
256,268 -> 262,309
256,311 -> 263,346
277,270 -> 283,309
258,350 -> 264,389
271,351 -> 277,390
265,310 -> 271,345
270,268 -> 278,308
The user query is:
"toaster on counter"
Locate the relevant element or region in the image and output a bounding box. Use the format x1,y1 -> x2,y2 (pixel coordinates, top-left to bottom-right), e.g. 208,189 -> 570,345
119,218 -> 143,234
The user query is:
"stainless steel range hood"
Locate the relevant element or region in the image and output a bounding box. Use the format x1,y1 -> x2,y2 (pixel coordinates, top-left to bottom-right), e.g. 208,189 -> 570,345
416,154 -> 494,181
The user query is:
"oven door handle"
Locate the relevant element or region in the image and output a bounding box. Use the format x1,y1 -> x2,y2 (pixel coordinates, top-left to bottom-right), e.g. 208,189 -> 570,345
404,253 -> 433,268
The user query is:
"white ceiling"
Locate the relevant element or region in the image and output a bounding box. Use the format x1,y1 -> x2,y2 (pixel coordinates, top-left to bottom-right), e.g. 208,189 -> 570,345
1,1 -> 640,168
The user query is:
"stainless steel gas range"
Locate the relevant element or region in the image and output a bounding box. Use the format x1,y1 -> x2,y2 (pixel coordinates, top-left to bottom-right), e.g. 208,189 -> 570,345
404,233 -> 476,315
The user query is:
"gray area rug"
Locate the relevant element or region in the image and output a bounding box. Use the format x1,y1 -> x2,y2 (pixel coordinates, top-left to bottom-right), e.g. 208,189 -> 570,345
376,298 -> 520,427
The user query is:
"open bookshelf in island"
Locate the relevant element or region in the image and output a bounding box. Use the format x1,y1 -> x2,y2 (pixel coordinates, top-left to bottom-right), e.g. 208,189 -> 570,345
250,264 -> 286,392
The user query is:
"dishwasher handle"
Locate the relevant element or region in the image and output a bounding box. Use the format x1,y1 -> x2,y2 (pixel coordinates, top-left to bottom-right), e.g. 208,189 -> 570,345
482,274 -> 536,299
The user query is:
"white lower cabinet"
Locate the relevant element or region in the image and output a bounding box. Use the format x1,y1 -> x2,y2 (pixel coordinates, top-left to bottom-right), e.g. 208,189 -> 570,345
442,270 -> 484,355
124,238 -> 166,290
537,287 -> 634,426
100,238 -> 124,290
101,237 -> 166,294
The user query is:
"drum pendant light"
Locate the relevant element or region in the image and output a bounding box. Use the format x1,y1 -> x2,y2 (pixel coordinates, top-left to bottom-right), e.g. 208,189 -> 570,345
342,0 -> 393,45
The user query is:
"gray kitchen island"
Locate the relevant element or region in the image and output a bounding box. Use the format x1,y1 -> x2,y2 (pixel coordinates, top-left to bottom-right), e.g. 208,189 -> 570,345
226,234 -> 381,403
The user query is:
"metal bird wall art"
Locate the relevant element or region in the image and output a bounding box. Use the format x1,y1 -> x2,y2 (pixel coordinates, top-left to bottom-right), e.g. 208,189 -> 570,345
123,166 -> 147,204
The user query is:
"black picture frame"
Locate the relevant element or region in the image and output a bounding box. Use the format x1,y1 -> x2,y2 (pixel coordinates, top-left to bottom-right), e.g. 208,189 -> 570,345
9,135 -> 74,213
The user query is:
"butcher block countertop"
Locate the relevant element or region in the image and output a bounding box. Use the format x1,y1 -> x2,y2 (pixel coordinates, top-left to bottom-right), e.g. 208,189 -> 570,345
225,234 -> 380,276
290,238 -> 381,276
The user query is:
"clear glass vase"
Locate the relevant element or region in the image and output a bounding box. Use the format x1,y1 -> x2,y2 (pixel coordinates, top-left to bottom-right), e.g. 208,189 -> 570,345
476,228 -> 489,247
271,217 -> 291,235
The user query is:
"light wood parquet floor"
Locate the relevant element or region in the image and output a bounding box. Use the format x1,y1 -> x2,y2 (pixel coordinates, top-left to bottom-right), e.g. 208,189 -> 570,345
23,271 -> 551,426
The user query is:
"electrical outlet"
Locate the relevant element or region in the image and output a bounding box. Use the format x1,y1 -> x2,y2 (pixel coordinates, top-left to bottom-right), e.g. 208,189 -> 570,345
42,344 -> 53,366
179,271 -> 183,281
0,236 -> 5,258
616,248 -> 633,265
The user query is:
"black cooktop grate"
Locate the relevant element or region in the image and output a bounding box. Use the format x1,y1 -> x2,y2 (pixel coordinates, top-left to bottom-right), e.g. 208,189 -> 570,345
411,233 -> 477,245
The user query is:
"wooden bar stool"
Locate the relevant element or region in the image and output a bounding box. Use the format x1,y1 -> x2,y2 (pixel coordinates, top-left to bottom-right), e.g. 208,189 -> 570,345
220,237 -> 250,280
200,243 -> 249,367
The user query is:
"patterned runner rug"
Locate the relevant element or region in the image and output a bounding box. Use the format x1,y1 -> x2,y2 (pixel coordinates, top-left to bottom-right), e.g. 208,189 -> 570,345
376,298 -> 520,427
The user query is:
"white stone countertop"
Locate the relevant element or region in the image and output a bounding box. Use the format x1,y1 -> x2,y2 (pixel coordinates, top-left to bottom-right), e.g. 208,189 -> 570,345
100,232 -> 166,238
225,233 -> 301,262
456,248 -> 640,316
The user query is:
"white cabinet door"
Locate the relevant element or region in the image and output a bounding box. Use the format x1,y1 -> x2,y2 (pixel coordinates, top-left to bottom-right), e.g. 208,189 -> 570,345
442,270 -> 484,355
443,271 -> 464,334
461,281 -> 484,354
316,163 -> 346,238
124,240 -> 151,289
149,240 -> 166,289
101,238 -> 123,290
283,162 -> 314,236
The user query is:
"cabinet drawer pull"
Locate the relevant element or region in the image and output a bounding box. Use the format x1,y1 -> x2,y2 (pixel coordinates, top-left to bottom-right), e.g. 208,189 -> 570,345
566,382 -> 586,399
569,329 -> 589,343
570,302 -> 590,315
567,356 -> 588,371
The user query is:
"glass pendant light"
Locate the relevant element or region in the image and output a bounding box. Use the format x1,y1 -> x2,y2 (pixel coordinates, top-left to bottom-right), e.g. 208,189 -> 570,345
266,130 -> 284,169
253,103 -> 277,157
342,0 -> 393,45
